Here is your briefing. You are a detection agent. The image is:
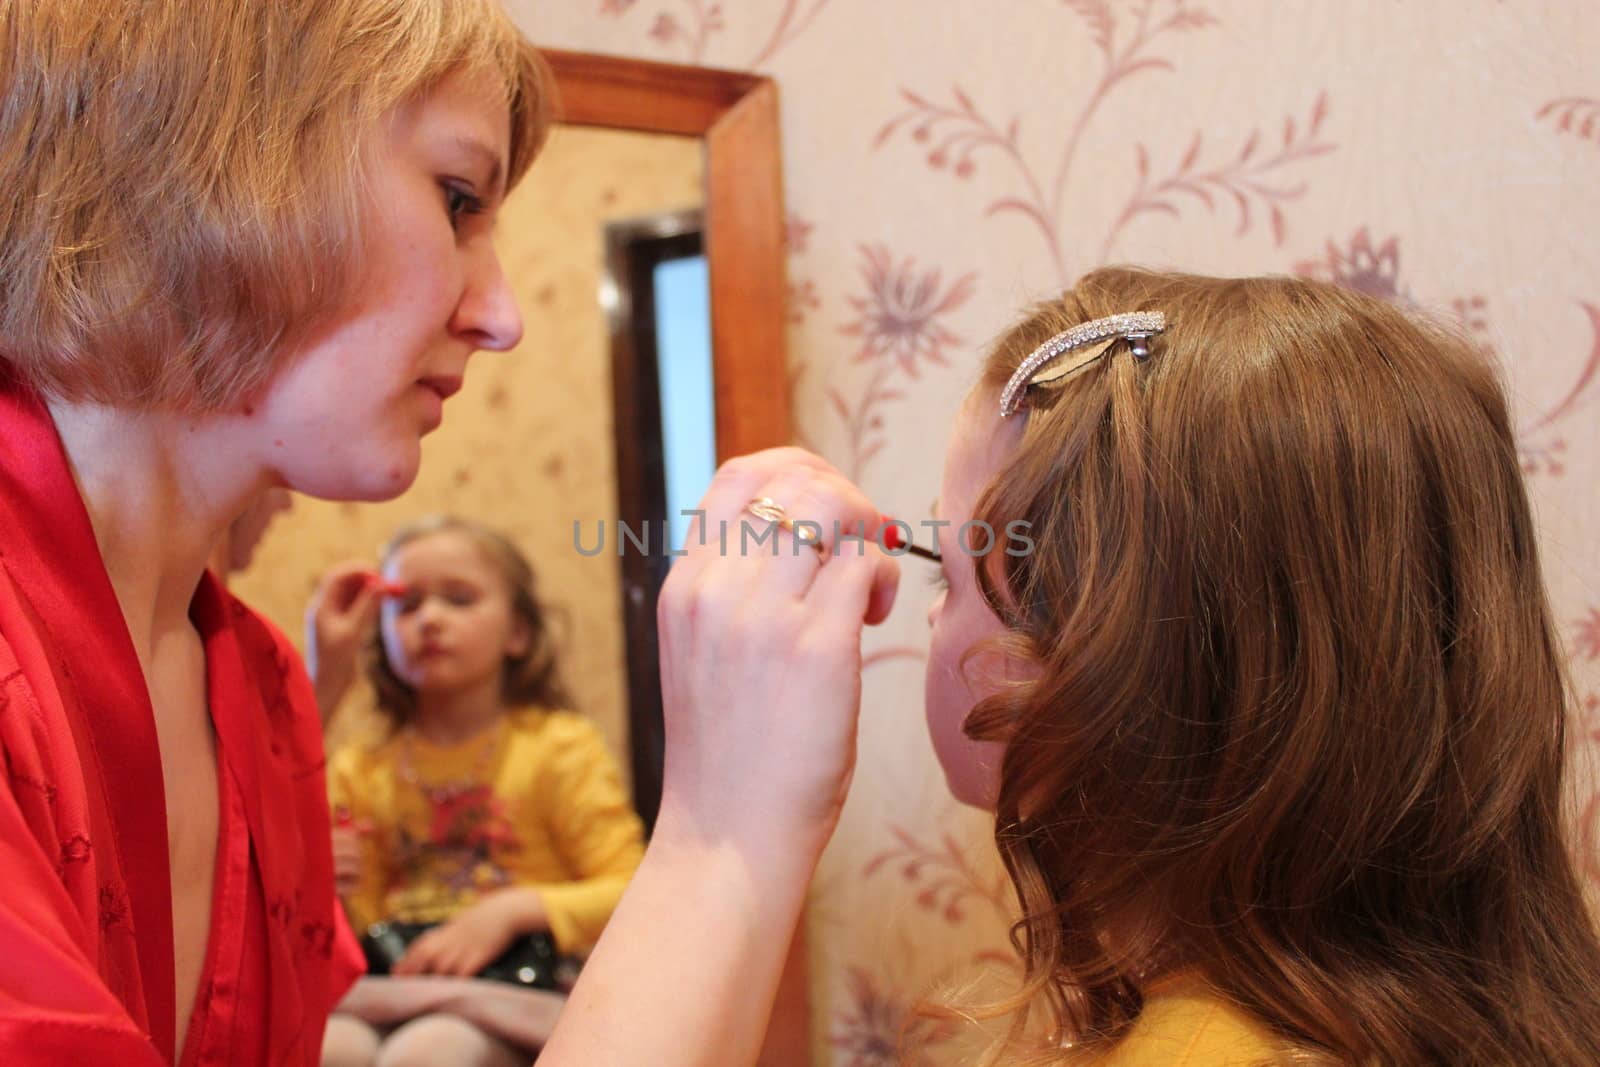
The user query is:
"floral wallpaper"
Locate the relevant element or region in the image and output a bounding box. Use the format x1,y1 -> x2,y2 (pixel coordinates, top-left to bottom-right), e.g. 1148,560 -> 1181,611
530,1 -> 1593,1062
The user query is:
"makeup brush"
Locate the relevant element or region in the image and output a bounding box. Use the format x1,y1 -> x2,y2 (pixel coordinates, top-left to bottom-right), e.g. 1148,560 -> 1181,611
880,516 -> 941,562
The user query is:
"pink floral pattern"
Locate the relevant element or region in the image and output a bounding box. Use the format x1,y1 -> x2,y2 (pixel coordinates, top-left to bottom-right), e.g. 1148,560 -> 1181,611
841,246 -> 976,379
862,826 -> 1011,927
1101,93 -> 1335,258
825,246 -> 976,477
1296,230 -> 1600,478
828,966 -> 956,1067
1517,303 -> 1600,475
1538,97 -> 1600,148
749,0 -> 835,68
1576,608 -> 1600,664
875,1 -> 1334,283
599,0 -> 832,67
787,213 -> 815,255
1294,227 -> 1404,301
789,279 -> 821,325
646,2 -> 724,61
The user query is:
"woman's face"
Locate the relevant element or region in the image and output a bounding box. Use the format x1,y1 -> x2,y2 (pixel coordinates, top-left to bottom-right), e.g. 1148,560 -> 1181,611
380,531 -> 528,697
250,70 -> 523,501
924,392 -> 1025,810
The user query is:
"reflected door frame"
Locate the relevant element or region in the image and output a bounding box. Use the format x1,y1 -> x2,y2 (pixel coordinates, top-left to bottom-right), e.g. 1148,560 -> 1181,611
603,208 -> 703,835
544,51 -> 804,1067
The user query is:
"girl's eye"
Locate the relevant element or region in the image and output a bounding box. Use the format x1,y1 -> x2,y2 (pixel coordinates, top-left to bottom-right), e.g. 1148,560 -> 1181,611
442,183 -> 484,228
397,593 -> 424,614
445,590 -> 477,608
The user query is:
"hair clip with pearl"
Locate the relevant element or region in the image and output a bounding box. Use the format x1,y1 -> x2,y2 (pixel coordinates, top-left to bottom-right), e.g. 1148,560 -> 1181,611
999,311 -> 1166,417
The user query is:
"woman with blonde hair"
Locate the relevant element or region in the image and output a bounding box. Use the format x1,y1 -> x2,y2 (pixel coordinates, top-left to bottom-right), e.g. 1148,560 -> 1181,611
0,2 -> 547,1063
534,270 -> 1600,1064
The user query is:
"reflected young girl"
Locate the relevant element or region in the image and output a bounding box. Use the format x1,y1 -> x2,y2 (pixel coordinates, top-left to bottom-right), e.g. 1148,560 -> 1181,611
322,516 -> 644,1067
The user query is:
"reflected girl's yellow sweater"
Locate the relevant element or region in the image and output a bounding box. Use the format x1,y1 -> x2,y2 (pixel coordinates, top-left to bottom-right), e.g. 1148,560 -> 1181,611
328,708 -> 645,954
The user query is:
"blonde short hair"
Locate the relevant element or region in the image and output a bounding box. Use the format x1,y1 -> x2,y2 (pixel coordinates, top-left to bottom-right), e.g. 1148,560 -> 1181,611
0,1 -> 551,412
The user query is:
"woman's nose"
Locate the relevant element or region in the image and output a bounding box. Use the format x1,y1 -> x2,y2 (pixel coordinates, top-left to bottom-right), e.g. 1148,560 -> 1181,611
451,245 -> 523,352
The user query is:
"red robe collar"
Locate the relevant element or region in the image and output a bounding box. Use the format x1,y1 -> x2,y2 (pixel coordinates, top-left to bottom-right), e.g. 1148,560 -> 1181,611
0,376 -> 179,1056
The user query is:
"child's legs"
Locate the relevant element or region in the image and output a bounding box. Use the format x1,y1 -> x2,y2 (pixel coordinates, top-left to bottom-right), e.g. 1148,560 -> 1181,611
322,1012 -> 382,1067
375,1012 -> 527,1067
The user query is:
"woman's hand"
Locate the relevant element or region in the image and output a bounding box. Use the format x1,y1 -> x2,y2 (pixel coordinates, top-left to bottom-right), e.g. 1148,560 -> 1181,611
539,448 -> 898,1066
653,447 -> 899,866
391,889 -> 547,978
304,561 -> 383,719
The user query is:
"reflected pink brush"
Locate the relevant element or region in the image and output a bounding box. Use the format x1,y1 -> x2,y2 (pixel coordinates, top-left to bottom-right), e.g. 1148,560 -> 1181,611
361,572 -> 410,598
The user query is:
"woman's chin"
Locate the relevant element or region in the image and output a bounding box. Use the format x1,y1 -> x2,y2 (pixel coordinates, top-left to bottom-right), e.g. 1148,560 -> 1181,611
285,443 -> 421,502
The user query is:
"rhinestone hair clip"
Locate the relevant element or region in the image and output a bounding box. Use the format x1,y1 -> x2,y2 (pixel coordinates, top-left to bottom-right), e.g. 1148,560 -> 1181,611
998,311 -> 1167,416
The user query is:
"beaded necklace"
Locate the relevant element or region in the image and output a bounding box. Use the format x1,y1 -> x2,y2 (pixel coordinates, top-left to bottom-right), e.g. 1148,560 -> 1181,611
397,723 -> 503,806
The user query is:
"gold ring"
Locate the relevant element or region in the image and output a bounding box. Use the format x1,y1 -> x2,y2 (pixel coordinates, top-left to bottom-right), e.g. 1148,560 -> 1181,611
744,496 -> 825,556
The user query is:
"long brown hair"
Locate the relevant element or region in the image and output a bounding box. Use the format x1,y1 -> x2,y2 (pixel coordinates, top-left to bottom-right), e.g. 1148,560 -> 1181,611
960,269 -> 1600,1062
368,515 -> 573,727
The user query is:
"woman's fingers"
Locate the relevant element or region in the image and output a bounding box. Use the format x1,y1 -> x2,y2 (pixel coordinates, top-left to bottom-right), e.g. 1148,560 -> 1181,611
652,448 -> 906,859
675,449 -> 845,565
806,537 -> 895,632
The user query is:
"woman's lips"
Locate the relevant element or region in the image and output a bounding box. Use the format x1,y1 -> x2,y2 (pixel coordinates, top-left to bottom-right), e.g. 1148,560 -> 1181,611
418,375 -> 464,401
414,376 -> 461,430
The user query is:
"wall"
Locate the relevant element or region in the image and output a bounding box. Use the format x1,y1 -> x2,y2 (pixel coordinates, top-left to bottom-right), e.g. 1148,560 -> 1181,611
234,125 -> 703,773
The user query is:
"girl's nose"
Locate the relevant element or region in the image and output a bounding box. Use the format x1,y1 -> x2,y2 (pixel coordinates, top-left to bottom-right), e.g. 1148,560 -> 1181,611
413,595 -> 446,628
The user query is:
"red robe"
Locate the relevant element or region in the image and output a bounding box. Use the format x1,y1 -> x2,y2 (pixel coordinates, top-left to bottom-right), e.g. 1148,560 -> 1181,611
0,375 -> 363,1064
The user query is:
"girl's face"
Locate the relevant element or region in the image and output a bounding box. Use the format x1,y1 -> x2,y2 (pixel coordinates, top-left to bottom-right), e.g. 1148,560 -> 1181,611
380,531 -> 529,697
924,393 -> 1025,810
249,69 -> 523,501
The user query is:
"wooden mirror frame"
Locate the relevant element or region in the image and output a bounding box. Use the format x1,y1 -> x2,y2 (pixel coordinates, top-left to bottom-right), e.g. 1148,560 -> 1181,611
544,50 -> 807,1067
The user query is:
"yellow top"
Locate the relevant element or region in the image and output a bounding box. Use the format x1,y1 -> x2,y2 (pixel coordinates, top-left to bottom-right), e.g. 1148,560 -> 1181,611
1098,974 -> 1289,1065
327,709 -> 646,954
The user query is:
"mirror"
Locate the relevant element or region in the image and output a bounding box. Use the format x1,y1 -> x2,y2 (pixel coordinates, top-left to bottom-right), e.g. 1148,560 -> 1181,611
226,50 -> 803,1065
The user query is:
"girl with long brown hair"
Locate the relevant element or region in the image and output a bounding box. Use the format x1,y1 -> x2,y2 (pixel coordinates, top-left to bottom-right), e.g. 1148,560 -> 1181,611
532,269 -> 1600,1065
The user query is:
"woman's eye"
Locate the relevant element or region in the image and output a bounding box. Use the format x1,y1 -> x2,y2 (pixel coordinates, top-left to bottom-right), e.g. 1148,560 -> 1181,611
442,183 -> 483,227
